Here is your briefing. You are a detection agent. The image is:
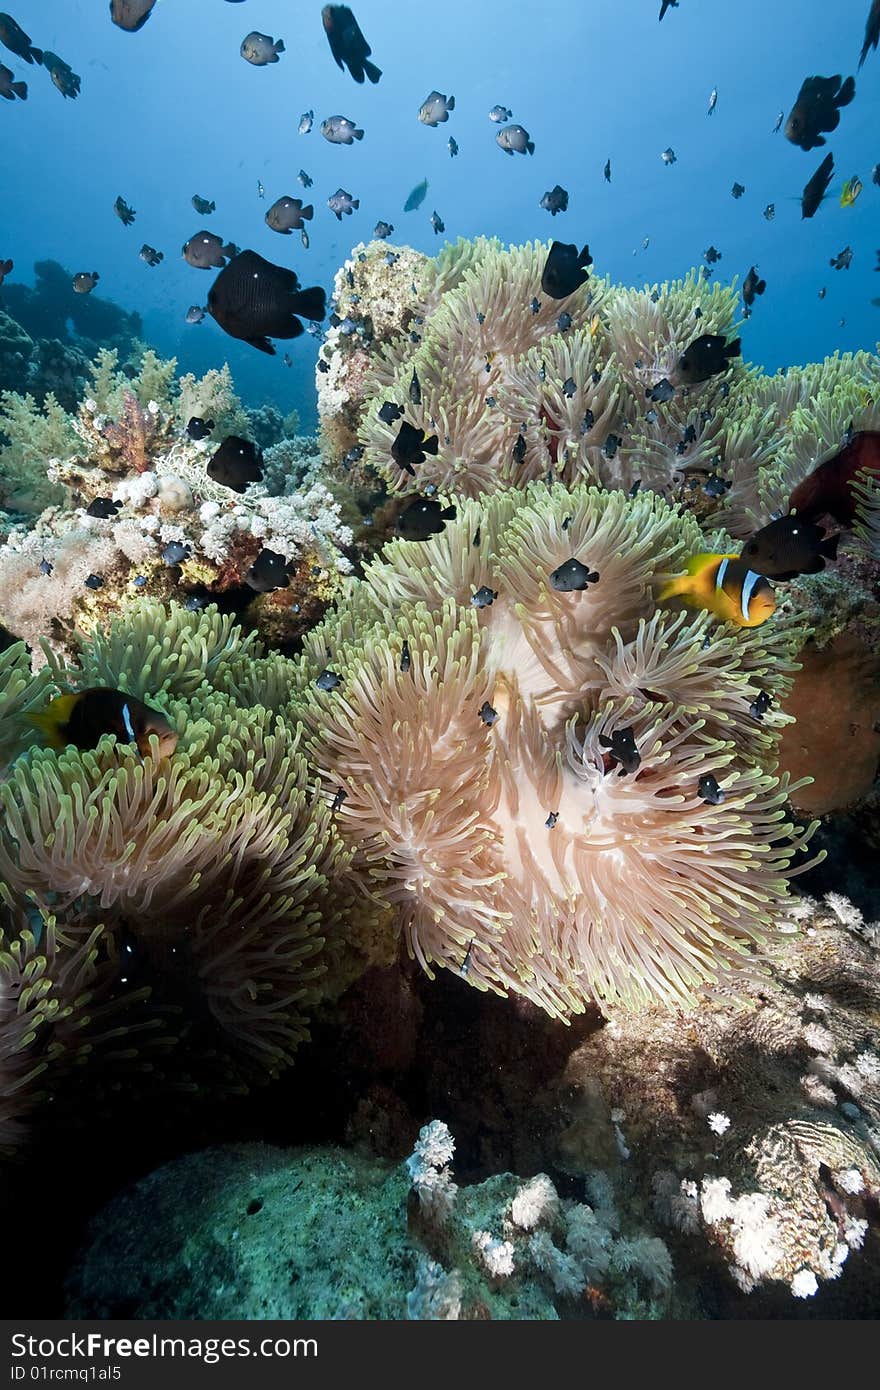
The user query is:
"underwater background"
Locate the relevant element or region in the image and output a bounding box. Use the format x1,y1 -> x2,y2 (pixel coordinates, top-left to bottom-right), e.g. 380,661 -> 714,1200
1,0 -> 879,423
1,0 -> 880,1325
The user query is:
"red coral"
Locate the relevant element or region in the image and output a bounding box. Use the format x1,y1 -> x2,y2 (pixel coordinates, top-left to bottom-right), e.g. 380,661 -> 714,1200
101,392 -> 166,473
211,530 -> 262,590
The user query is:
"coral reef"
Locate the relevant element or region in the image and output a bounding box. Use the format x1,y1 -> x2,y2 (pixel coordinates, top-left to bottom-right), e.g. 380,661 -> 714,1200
65,1121 -> 679,1319
296,481 -> 816,1017
554,893 -> 880,1302
3,235 -> 879,1326
0,261 -> 143,416
0,350 -> 353,654
0,602 -> 393,1156
0,311 -> 38,404
1,260 -> 142,362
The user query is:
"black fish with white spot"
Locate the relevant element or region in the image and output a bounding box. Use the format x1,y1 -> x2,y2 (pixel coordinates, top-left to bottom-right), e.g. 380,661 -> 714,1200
549,558 -> 600,592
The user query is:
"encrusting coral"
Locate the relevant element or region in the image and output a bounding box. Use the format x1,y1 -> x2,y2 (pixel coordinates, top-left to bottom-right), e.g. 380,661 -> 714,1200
551,892 -> 880,1302
0,601 -> 394,1157
296,481 -> 817,1018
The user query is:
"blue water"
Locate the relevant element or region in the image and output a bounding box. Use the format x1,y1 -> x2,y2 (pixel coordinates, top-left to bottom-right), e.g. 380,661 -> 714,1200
1,0 -> 878,431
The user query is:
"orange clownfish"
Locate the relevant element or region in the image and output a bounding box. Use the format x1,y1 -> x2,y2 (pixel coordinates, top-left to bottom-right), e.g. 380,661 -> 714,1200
29,687 -> 178,758
658,553 -> 776,628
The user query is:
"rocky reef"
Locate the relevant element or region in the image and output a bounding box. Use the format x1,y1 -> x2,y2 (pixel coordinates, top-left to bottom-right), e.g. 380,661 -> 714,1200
66,1122 -> 679,1320
0,259 -> 143,413
61,891 -> 880,1317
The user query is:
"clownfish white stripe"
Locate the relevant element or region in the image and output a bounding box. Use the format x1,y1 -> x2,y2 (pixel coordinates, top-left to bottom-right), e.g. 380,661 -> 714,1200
740,568 -> 763,622
121,701 -> 136,742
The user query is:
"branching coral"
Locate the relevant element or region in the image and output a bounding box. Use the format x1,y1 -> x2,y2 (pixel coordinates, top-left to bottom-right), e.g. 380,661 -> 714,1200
0,601 -> 392,1155
297,482 -> 816,1017
0,388 -> 74,513
174,361 -> 251,440
0,352 -> 354,657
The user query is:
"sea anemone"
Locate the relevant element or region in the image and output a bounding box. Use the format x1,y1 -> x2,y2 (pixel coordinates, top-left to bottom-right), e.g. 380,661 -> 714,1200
297,483 -> 816,1016
318,237 -> 880,542
0,602 -> 392,1152
354,240 -> 607,500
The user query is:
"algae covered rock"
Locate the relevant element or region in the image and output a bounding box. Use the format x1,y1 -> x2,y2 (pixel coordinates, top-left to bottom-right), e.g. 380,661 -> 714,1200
66,1144 -> 416,1320
65,1127 -> 678,1320
65,1141 -> 559,1320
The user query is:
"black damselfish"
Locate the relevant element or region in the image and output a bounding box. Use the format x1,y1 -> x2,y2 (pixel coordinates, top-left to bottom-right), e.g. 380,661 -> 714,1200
801,152 -> 835,218
246,548 -> 291,592
395,497 -> 456,541
740,514 -> 839,580
677,333 -> 741,384
0,12 -> 42,61
541,241 -> 592,299
206,436 -> 264,492
86,497 -> 120,518
549,557 -> 600,591
109,1 -> 157,33
698,773 -> 725,805
321,5 -> 381,84
391,420 -> 439,476
599,726 -> 641,776
207,250 -> 325,355
785,74 -> 855,150
860,1 -> 880,67
743,266 -> 766,307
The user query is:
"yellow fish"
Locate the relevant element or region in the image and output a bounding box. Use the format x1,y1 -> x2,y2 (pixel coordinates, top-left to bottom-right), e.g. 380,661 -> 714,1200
29,687 -> 178,758
840,175 -> 862,208
658,553 -> 776,628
